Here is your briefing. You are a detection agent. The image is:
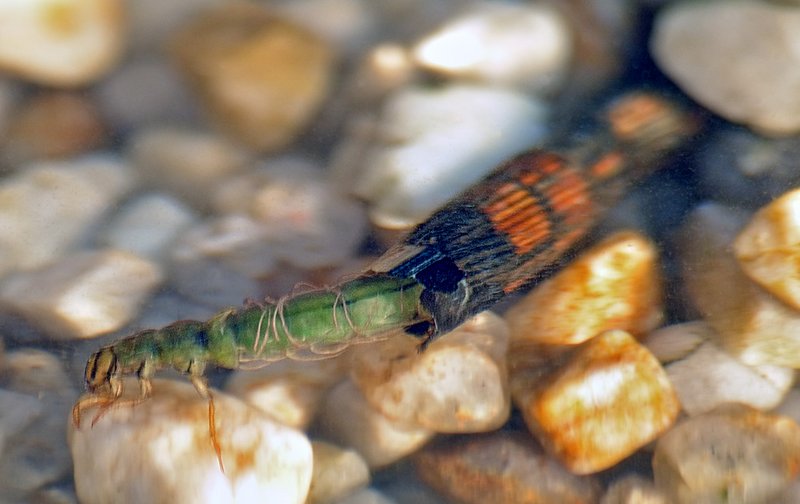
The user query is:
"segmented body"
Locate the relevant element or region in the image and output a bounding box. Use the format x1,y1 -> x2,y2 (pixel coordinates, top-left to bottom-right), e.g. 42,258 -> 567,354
73,90 -> 700,457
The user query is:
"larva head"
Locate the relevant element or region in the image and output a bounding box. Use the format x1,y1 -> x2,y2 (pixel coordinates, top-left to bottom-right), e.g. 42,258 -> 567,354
84,347 -> 118,393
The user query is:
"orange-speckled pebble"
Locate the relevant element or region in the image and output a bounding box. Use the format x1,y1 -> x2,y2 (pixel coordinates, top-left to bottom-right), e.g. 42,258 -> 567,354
414,432 -> 602,504
505,230 -> 663,346
511,330 -> 680,474
653,405 -> 800,503
735,188 -> 800,311
170,3 -> 334,152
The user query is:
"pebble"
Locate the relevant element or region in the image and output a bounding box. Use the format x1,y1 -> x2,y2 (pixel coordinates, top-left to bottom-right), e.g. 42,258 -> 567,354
0,0 -> 125,86
315,379 -> 434,468
601,475 -> 668,504
0,249 -> 163,340
648,322 -> 794,416
225,358 -> 348,430
412,2 -> 571,93
735,188 -> 800,311
346,83 -> 548,228
0,92 -> 106,167
307,440 -> 370,504
511,330 -> 680,474
125,0 -> 222,54
170,3 -> 336,151
414,432 -> 602,504
271,0 -> 378,55
100,192 -> 196,261
351,312 -> 509,432
505,231 -> 663,346
0,155 -> 134,277
95,57 -> 200,130
679,203 -> 800,367
652,405 -> 800,503
0,349 -> 77,500
643,320 -> 706,363
69,379 -> 314,504
127,126 -> 252,212
212,159 -> 368,269
651,0 -> 800,135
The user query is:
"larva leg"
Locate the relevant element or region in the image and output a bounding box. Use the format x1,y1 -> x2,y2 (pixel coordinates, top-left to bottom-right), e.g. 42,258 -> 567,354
190,374 -> 224,473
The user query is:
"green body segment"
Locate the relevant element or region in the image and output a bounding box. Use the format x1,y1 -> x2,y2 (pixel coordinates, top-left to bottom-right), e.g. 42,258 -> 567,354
107,274 -> 429,376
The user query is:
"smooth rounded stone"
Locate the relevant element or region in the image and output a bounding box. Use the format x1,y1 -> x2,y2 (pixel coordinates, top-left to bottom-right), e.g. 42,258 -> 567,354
652,405 -> 800,503
351,312 -> 510,433
225,358 -> 349,430
643,321 -> 706,363
212,159 -> 368,269
271,0 -> 378,55
0,91 -> 106,166
70,379 -> 313,504
696,128 -> 800,209
307,440 -> 370,504
315,379 -> 435,468
412,2 -> 571,93
650,322 -> 794,416
0,350 -> 77,500
414,432 -> 602,504
0,155 -> 134,276
510,330 -> 680,474
601,475 -> 668,504
95,58 -> 200,130
100,192 -> 196,261
651,1 -> 800,135
345,83 -> 548,228
127,126 -> 252,211
0,249 -> 163,340
170,3 -> 336,151
679,203 -> 800,367
735,188 -> 800,311
505,231 -> 663,346
0,0 -> 124,86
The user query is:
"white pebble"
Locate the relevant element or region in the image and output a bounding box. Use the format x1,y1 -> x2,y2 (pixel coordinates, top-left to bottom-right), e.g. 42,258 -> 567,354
101,192 -> 196,261
0,155 -> 134,277
413,2 -> 571,93
316,380 -> 434,468
0,0 -> 125,86
0,249 -> 163,339
651,1 -> 800,135
70,380 -> 313,504
347,83 -> 548,228
351,312 -> 510,432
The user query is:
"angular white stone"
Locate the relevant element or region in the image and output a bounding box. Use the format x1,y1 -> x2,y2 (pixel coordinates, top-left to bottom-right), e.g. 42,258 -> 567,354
0,0 -> 125,86
101,192 -> 196,261
69,379 -> 313,504
735,188 -> 800,311
413,2 -> 571,93
307,440 -> 370,504
651,1 -> 800,135
351,312 -> 510,432
0,249 -> 163,339
0,155 -> 134,276
226,358 -> 348,430
316,380 -> 434,468
348,83 -> 548,228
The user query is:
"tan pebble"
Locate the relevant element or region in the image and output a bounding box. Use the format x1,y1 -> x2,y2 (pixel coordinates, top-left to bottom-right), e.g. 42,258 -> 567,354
680,203 -> 800,367
505,231 -> 663,346
653,405 -> 800,503
511,330 -> 680,474
1,92 -> 106,166
316,379 -> 434,469
601,475 -> 668,504
69,379 -> 313,504
0,0 -> 125,86
171,3 -> 335,151
307,440 -> 370,504
735,188 -> 800,311
414,432 -> 602,504
351,312 -> 510,432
